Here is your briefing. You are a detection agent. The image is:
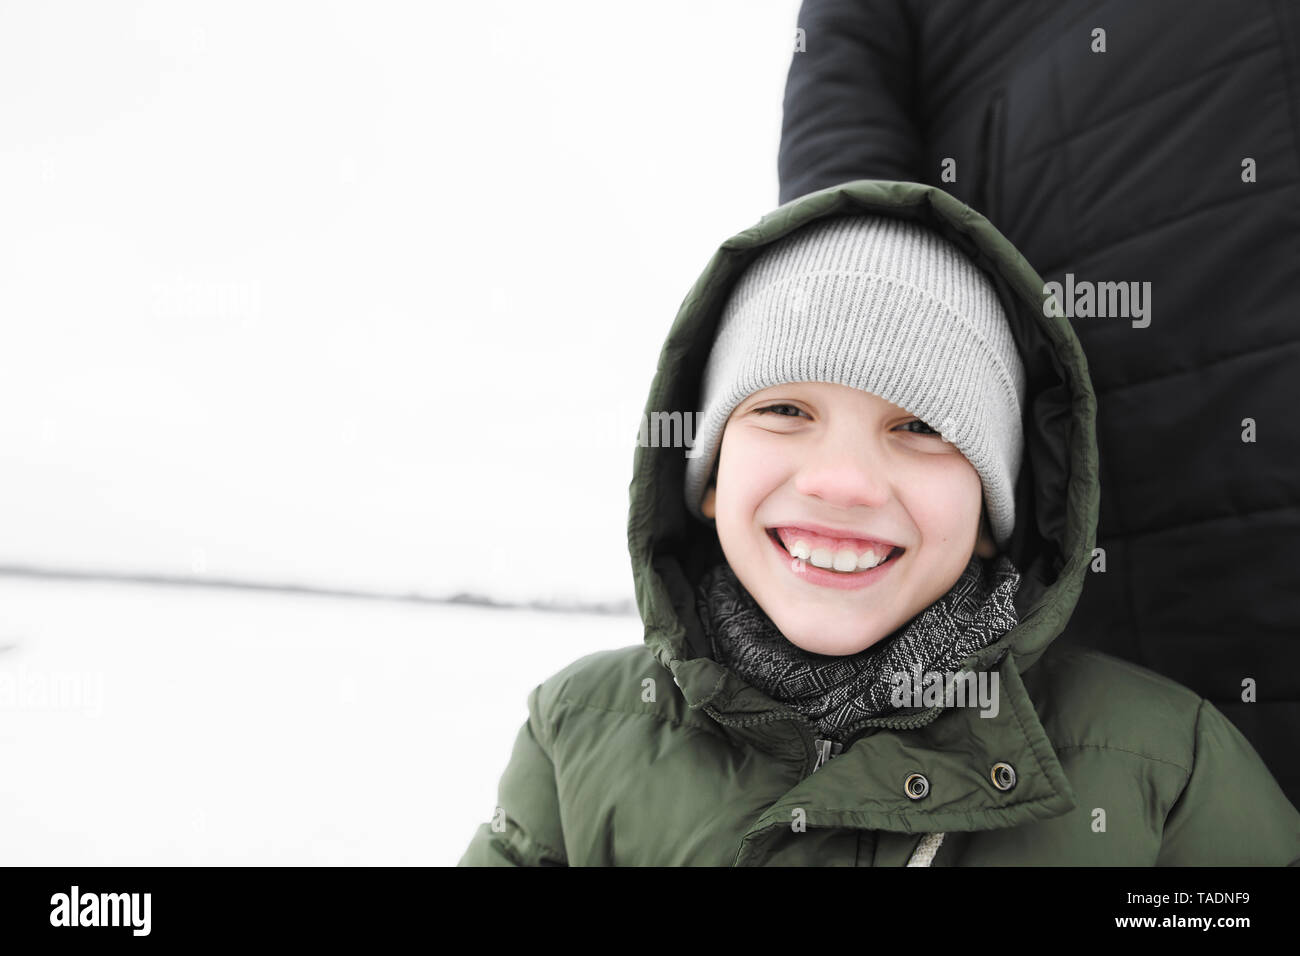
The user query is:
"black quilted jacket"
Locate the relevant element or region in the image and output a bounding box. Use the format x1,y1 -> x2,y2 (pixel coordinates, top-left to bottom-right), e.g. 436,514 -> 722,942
779,0 -> 1300,807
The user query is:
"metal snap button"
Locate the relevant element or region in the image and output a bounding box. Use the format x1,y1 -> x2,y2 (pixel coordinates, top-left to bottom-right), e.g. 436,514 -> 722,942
904,772 -> 930,800
991,762 -> 1017,791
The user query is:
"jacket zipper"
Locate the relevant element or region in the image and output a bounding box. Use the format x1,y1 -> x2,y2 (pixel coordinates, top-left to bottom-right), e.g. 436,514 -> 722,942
701,647 -> 1012,776
804,648 -> 1015,772
811,737 -> 843,773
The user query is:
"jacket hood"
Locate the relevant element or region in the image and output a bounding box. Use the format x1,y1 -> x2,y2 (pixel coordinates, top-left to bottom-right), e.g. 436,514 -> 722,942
629,180 -> 1099,758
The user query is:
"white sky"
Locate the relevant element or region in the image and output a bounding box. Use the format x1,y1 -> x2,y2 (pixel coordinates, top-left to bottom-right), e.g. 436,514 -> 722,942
0,0 -> 804,605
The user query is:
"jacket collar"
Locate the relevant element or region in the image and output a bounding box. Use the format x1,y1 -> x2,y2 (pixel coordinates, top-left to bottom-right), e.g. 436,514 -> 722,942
665,578 -> 1079,836
722,656 -> 1078,863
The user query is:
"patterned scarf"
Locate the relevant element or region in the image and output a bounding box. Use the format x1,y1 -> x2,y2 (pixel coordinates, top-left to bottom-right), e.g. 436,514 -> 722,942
693,553 -> 1021,742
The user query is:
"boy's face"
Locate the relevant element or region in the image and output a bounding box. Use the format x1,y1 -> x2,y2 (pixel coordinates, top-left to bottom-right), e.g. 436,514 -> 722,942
700,381 -> 997,656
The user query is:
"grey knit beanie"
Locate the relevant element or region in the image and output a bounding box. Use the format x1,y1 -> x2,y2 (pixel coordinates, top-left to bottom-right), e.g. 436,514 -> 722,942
683,214 -> 1026,548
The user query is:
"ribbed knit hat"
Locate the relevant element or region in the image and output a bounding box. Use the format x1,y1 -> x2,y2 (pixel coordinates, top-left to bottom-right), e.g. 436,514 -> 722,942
683,214 -> 1026,548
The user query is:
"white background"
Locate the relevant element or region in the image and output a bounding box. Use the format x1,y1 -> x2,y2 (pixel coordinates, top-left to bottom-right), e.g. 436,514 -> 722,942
0,0 -> 803,863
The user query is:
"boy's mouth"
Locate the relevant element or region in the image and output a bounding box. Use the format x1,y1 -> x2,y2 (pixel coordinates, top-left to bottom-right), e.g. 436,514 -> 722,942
768,527 -> 904,574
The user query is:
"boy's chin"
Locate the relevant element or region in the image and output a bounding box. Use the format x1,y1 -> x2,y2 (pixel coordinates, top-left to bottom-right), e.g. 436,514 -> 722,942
781,626 -> 892,657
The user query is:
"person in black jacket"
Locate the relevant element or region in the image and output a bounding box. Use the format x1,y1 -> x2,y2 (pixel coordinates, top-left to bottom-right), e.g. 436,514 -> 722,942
778,0 -> 1300,809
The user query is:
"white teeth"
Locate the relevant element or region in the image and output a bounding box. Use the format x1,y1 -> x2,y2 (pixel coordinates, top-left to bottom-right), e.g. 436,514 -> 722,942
809,548 -> 834,569
787,537 -> 892,573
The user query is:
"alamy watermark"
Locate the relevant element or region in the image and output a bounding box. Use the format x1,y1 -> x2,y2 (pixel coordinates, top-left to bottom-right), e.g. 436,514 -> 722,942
890,667 -> 1000,718
151,276 -> 262,326
634,410 -> 705,457
0,665 -> 104,717
50,886 -> 150,936
1043,274 -> 1151,328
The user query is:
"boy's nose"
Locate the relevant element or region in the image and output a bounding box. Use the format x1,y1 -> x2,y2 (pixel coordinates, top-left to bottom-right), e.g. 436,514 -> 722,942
792,441 -> 891,510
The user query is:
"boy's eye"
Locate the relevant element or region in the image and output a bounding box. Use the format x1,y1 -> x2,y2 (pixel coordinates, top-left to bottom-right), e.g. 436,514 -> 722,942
898,419 -> 941,436
753,405 -> 941,437
753,403 -> 806,418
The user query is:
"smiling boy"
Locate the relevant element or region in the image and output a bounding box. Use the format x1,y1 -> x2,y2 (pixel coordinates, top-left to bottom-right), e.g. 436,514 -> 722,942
460,180 -> 1300,867
678,214 -> 1026,755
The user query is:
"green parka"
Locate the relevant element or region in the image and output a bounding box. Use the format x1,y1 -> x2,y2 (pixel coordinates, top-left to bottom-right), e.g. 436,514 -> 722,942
459,179 -> 1300,866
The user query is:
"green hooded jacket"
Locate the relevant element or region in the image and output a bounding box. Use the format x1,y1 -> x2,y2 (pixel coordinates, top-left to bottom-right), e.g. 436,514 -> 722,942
459,179 -> 1300,866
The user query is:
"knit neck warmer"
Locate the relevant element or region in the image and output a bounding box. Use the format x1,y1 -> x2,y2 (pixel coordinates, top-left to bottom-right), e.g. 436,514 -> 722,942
693,553 -> 1022,742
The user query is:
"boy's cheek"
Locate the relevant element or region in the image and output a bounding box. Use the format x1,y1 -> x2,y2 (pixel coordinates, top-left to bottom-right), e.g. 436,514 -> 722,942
719,440 -> 794,492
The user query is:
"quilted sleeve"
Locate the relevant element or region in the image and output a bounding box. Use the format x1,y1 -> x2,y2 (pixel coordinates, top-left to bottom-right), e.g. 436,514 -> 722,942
457,683 -> 569,867
1155,699 -> 1300,866
779,0 -> 923,204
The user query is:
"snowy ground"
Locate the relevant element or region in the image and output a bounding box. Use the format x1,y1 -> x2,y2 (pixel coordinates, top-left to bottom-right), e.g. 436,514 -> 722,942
0,575 -> 643,865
